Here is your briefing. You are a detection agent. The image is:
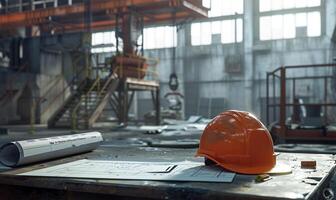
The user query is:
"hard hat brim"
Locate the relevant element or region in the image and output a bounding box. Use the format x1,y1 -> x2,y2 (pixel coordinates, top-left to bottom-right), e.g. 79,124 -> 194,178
196,152 -> 289,175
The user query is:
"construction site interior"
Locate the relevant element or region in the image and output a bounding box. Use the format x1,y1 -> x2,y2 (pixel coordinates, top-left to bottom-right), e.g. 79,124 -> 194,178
0,0 -> 336,199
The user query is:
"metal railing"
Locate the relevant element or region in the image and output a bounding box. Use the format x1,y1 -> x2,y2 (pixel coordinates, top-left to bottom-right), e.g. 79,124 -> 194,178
40,66 -> 87,120
71,68 -> 119,129
0,63 -> 28,106
71,76 -> 101,129
266,64 -> 336,134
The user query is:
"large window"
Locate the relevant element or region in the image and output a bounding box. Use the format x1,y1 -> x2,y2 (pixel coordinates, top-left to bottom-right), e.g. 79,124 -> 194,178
91,31 -> 116,53
91,26 -> 176,53
202,0 -> 244,17
191,19 -> 243,46
259,0 -> 322,40
259,0 -> 321,12
191,0 -> 244,46
143,26 -> 177,49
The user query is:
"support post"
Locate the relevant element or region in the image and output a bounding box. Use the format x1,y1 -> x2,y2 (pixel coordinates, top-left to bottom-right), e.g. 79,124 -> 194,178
266,72 -> 269,126
30,99 -> 36,134
279,67 -> 286,137
272,74 -> 276,122
123,82 -> 128,125
155,88 -> 160,125
324,77 -> 328,126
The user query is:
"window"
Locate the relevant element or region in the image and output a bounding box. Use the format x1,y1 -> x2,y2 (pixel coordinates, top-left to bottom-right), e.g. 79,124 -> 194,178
143,26 -> 177,49
92,26 -> 176,52
191,19 -> 243,46
203,0 -> 244,17
91,31 -> 116,53
259,0 -> 322,40
259,0 -> 321,12
191,1 -> 244,46
260,12 -> 321,40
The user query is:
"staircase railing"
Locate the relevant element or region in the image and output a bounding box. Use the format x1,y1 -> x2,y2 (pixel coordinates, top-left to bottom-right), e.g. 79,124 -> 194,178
98,71 -> 118,96
90,71 -> 120,122
40,68 -> 87,120
0,63 -> 27,105
41,50 -> 90,122
71,76 -> 101,129
38,74 -> 63,102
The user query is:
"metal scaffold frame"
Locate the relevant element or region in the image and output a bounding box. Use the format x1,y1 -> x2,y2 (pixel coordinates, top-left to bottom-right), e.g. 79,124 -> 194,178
266,63 -> 336,143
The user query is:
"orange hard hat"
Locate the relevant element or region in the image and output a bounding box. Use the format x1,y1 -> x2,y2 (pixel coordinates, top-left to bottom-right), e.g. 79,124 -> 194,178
196,110 -> 276,174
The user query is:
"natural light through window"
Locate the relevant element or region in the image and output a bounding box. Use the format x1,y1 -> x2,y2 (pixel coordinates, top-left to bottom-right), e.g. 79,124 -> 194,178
91,26 -> 177,53
259,0 -> 321,40
191,19 -> 243,46
260,12 -> 321,40
91,31 -> 116,53
202,0 -> 244,17
143,26 -> 177,49
259,0 -> 321,12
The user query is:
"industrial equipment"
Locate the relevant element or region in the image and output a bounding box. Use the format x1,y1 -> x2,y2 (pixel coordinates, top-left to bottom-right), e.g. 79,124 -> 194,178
0,0 -> 208,128
266,64 -> 336,144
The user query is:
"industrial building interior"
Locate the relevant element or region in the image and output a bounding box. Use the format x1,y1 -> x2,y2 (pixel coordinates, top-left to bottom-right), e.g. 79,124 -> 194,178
0,0 -> 335,199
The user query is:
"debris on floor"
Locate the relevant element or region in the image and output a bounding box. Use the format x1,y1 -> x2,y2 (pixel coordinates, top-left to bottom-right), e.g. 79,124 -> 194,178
255,174 -> 272,183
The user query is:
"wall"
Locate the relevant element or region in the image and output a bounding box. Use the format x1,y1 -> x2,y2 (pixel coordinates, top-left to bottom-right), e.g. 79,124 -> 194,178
137,0 -> 336,123
0,33 -> 86,124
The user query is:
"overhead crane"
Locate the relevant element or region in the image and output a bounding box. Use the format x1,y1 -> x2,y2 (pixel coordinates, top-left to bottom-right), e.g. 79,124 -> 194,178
0,0 -> 207,33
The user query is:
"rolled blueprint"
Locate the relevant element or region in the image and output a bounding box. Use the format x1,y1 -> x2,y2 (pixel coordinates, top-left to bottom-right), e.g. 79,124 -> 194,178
0,132 -> 103,167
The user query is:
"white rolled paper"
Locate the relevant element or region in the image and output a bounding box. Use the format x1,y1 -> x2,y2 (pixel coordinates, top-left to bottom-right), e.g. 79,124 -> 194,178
0,132 -> 103,167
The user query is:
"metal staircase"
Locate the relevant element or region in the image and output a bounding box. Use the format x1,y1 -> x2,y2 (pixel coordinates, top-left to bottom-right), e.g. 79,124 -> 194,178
48,74 -> 119,129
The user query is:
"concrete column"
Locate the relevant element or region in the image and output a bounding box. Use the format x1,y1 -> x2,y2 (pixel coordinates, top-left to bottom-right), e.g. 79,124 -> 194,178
176,25 -> 186,119
326,0 -> 336,38
243,0 -> 255,113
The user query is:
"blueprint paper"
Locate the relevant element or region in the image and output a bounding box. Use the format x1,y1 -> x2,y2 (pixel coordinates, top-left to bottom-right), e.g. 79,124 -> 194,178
20,159 -> 235,183
0,132 -> 103,167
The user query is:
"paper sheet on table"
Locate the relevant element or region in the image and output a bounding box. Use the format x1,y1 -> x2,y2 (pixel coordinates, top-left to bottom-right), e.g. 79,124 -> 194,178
20,159 -> 235,183
185,124 -> 207,131
139,125 -> 168,132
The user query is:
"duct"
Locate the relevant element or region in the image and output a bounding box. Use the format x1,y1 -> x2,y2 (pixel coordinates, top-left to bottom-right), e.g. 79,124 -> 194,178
0,132 -> 103,167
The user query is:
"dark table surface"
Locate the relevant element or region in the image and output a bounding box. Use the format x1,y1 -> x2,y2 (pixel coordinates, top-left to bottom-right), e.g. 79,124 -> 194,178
0,128 -> 335,200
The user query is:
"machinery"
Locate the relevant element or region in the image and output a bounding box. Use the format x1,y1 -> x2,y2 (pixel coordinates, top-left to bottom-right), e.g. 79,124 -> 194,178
266,64 -> 336,144
0,0 -> 208,128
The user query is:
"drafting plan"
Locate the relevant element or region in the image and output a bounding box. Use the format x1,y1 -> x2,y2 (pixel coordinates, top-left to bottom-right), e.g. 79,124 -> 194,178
20,159 -> 236,183
0,132 -> 103,167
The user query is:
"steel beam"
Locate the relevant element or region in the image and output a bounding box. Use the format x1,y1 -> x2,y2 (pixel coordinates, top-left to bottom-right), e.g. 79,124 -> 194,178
0,0 -> 207,29
59,11 -> 194,32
